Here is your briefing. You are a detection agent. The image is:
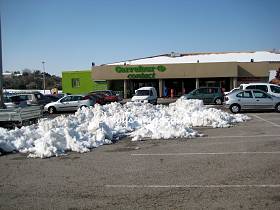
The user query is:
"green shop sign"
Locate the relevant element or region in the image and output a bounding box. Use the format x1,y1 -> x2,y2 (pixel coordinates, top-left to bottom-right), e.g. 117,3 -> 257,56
115,65 -> 166,79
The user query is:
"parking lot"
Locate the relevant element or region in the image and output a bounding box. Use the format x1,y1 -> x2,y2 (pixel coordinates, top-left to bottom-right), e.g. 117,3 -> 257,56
0,110 -> 280,209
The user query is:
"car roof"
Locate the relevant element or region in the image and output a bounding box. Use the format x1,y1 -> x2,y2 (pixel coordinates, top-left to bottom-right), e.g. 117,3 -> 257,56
230,89 -> 269,94
240,83 -> 271,86
137,87 -> 155,90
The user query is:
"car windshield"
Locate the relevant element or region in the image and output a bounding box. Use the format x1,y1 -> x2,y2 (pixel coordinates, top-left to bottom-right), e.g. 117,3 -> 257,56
102,91 -> 114,96
60,96 -> 72,102
135,90 -> 150,96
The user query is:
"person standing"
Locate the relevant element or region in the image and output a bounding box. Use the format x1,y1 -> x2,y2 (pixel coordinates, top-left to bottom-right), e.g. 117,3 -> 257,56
164,86 -> 168,97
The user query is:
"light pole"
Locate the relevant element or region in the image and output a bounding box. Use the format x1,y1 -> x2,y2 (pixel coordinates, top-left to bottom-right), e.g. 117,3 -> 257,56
42,61 -> 46,94
0,14 -> 4,108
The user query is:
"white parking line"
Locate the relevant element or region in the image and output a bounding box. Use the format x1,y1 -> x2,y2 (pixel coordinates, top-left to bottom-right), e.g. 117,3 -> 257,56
131,151 -> 280,156
202,134 -> 280,139
252,114 -> 280,127
105,184 -> 280,189
192,138 -> 280,146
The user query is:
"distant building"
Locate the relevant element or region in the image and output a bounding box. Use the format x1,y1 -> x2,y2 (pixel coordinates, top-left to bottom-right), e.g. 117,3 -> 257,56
62,70 -> 107,94
3,72 -> 22,78
3,72 -> 12,78
92,51 -> 280,98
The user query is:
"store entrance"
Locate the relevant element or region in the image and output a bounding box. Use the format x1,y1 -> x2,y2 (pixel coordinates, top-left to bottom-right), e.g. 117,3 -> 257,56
183,79 -> 196,94
164,79 -> 196,97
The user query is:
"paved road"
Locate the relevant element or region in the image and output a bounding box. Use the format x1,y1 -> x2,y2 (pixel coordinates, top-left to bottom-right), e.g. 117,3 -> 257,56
0,112 -> 280,209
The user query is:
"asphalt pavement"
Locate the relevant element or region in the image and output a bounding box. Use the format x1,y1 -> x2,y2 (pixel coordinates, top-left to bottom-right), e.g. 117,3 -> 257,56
0,110 -> 280,209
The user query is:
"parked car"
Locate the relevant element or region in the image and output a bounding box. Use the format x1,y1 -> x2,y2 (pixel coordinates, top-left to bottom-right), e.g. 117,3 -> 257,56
185,87 -> 225,105
224,89 -> 280,113
13,92 -> 50,107
4,95 -> 28,108
90,90 -> 121,103
44,94 -> 96,114
89,93 -> 106,105
131,87 -> 158,105
240,83 -> 280,97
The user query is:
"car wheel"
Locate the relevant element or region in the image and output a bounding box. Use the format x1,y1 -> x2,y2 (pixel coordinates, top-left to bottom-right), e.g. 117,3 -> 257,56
214,98 -> 223,105
229,104 -> 241,114
275,103 -> 280,113
48,106 -> 56,114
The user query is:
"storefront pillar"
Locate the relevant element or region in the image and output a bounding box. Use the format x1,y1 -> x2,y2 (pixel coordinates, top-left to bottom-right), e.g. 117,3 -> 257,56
159,79 -> 163,97
124,80 -> 128,99
195,78 -> 199,89
233,77 -> 238,88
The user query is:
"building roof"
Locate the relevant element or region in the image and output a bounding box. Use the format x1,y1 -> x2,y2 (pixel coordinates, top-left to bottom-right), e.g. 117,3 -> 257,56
105,51 -> 280,66
62,70 -> 90,73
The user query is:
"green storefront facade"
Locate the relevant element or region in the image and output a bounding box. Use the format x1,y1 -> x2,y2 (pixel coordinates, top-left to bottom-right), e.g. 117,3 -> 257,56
62,70 -> 107,94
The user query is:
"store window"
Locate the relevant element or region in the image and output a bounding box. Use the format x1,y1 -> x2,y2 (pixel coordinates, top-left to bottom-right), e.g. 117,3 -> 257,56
72,78 -> 80,88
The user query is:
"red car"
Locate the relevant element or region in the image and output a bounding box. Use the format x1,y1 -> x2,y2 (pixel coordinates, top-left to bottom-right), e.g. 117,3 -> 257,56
90,90 -> 121,103
89,93 -> 106,105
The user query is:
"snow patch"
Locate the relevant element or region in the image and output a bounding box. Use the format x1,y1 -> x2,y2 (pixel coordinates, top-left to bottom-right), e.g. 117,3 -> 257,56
0,99 -> 250,158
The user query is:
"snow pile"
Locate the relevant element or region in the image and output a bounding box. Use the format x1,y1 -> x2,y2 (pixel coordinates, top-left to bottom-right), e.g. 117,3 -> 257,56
0,99 -> 250,158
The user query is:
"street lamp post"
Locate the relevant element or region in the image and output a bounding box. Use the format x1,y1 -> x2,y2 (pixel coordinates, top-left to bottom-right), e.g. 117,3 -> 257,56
42,61 -> 46,94
0,15 -> 5,108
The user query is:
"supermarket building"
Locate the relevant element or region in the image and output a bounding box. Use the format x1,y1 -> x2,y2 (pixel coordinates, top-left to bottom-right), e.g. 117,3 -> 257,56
92,51 -> 280,98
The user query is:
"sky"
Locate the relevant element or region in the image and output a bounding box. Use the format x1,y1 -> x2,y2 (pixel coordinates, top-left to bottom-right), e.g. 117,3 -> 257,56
0,0 -> 280,76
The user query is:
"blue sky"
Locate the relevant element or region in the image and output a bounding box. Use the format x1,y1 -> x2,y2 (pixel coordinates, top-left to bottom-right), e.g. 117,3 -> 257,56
1,0 -> 280,76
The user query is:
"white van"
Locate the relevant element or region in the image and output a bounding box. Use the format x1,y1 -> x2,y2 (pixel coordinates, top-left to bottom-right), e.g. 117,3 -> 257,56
131,87 -> 158,105
240,83 -> 280,97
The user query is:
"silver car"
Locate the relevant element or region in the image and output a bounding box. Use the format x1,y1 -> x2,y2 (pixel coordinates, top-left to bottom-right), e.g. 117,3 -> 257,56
44,94 -> 96,114
4,95 -> 28,108
13,92 -> 50,106
224,89 -> 280,113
